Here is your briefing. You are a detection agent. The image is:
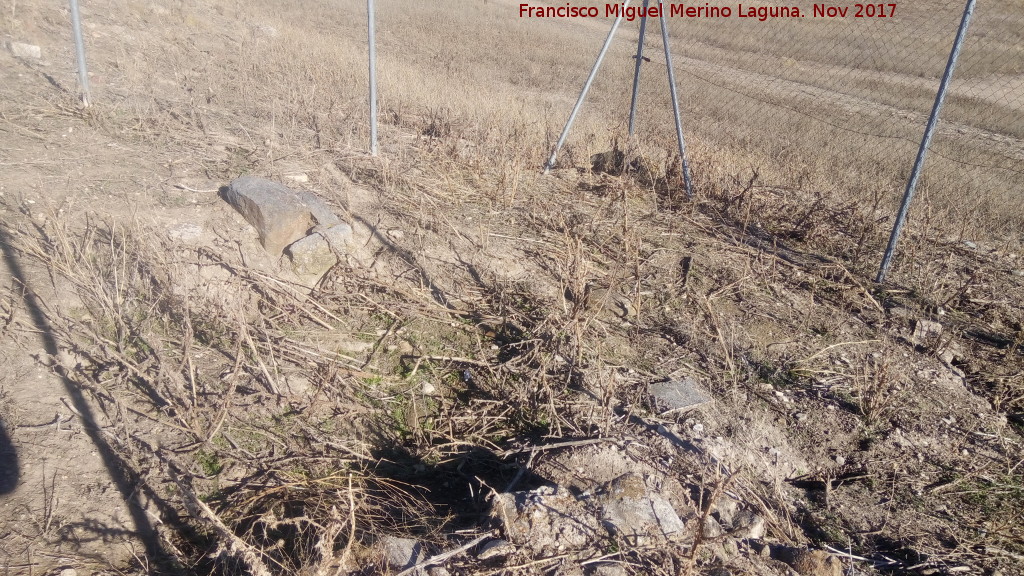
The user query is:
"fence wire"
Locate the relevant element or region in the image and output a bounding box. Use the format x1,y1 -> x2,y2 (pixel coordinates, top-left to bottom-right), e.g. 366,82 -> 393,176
622,0 -> 1024,273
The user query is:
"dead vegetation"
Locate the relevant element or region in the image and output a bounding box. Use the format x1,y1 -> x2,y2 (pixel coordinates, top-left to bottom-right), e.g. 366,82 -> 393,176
1,0 -> 1023,575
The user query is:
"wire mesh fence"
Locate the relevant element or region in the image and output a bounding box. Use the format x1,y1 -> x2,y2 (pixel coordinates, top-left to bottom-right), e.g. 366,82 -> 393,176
623,0 -> 1024,279
40,0 -> 1022,283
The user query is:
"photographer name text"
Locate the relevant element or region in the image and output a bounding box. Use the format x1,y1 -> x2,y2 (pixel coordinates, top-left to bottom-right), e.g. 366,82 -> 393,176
519,3 -> 897,21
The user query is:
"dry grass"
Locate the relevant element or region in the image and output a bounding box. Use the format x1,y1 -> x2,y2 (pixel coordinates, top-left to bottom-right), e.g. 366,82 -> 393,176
2,0 -> 1024,574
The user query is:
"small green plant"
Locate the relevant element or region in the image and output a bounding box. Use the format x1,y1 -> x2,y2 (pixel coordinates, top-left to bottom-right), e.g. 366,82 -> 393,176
196,450 -> 223,477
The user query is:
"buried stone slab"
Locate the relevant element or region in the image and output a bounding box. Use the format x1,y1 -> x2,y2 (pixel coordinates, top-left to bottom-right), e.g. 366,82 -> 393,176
284,223 -> 352,284
649,377 -> 710,415
597,473 -> 688,545
222,176 -> 340,256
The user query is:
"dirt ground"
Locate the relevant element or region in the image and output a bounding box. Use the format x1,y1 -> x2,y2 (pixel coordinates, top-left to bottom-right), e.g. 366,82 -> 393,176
1,1 -> 1023,576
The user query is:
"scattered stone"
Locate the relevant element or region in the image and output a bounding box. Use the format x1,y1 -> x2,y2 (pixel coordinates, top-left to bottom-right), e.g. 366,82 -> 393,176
708,566 -> 732,576
251,23 -> 278,38
794,412 -> 808,422
284,172 -> 309,183
222,176 -> 340,256
777,548 -> 842,576
719,538 -> 740,559
598,473 -> 687,545
427,568 -> 451,576
58,569 -> 77,576
590,564 -> 628,576
731,510 -> 766,539
712,496 -> 741,527
421,381 -> 437,395
9,41 -> 41,59
649,378 -> 710,414
168,222 -> 203,242
382,536 -> 426,571
702,515 -> 726,538
963,240 -> 977,250
492,486 -> 600,554
912,319 -> 943,347
282,373 -> 311,396
1012,270 -> 1024,277
476,538 -> 515,560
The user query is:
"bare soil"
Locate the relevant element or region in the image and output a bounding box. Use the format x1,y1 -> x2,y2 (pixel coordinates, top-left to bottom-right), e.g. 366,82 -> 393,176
1,1 -> 1022,576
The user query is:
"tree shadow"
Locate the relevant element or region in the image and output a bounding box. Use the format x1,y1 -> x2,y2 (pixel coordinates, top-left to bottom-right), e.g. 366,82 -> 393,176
0,417 -> 17,494
0,227 -> 166,565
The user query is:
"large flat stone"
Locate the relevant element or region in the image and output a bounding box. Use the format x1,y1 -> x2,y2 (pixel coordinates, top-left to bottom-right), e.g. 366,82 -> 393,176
222,176 -> 340,256
649,378 -> 710,415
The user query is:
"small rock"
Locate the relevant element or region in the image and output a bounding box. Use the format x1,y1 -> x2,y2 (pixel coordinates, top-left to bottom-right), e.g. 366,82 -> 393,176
834,455 -> 846,466
9,42 -> 41,59
912,319 -> 943,347
590,565 -> 628,576
703,515 -> 726,538
963,240 -> 977,249
732,510 -> 766,539
427,568 -> 451,576
283,373 -> 311,395
382,536 -> 426,571
251,23 -> 278,38
421,381 -> 437,395
712,496 -> 741,527
778,548 -> 842,576
794,412 -> 808,422
168,222 -> 203,242
58,569 -> 77,576
649,378 -> 710,414
708,567 -> 732,576
284,172 -> 309,183
477,538 -> 515,560
589,561 -> 626,573
1012,270 -> 1024,277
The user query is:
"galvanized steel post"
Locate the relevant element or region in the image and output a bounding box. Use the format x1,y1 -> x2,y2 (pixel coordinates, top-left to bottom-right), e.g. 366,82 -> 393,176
368,0 -> 378,155
658,2 -> 693,199
544,0 -> 632,173
877,0 -> 976,283
69,0 -> 90,107
627,0 -> 650,136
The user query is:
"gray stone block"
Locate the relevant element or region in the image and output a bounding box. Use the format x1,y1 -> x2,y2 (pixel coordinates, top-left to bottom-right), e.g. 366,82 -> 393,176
9,42 -> 41,59
222,176 -> 340,256
382,536 -> 426,570
283,223 -> 351,284
649,378 -> 710,414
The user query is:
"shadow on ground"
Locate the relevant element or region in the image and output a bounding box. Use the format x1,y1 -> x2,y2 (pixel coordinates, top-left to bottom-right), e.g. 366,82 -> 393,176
0,227 -> 165,565
0,418 -> 16,494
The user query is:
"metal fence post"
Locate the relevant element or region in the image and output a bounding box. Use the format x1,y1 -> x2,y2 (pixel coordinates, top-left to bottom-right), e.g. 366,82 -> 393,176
544,0 -> 632,174
627,0 -> 650,137
876,0 -> 976,283
367,0 -> 378,156
68,0 -> 90,107
658,2 -> 693,199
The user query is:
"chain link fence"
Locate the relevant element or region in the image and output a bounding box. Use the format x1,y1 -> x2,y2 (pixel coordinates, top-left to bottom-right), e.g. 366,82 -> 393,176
613,0 -> 1024,279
